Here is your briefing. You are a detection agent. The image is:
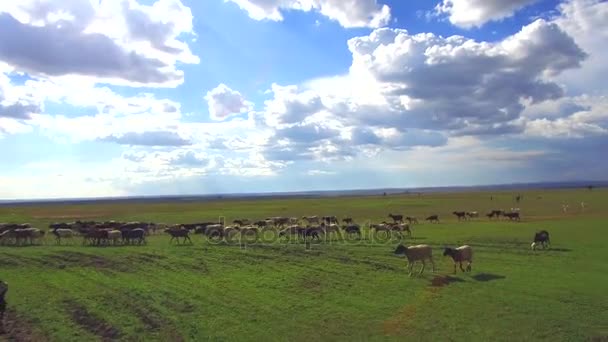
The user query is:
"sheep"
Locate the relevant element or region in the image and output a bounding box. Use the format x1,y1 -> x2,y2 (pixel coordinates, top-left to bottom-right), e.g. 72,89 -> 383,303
52,228 -> 74,245
425,215 -> 440,223
165,227 -> 193,244
388,213 -> 403,223
453,211 -> 467,220
107,230 -> 122,245
302,216 -> 319,225
405,216 -> 418,224
343,224 -> 361,237
391,223 -> 411,238
532,230 -> 550,250
443,245 -> 473,274
394,244 -> 435,276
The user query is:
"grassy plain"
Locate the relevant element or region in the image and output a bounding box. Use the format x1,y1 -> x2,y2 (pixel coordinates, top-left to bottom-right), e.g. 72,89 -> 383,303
1,188 -> 607,341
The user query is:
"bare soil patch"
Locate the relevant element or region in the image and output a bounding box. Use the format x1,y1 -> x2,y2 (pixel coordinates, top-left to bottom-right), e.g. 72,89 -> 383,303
1,309 -> 48,342
64,300 -> 121,341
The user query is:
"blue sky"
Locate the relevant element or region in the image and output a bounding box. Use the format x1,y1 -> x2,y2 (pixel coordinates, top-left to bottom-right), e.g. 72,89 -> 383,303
0,0 -> 607,199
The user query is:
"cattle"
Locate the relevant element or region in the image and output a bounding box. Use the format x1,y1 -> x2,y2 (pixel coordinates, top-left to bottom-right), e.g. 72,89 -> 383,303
83,229 -> 108,246
532,230 -> 550,250
394,244 -> 435,276
268,217 -> 290,228
443,246 -> 473,274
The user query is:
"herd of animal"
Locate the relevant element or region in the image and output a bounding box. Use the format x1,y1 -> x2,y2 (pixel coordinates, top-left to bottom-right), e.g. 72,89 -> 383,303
0,210 -> 551,278
0,209 -> 523,247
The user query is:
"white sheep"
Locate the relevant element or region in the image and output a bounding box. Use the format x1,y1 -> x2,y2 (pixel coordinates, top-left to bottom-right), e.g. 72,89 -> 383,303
394,244 -> 435,276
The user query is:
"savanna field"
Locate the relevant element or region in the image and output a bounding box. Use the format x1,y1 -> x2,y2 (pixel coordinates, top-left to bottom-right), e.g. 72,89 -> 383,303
1,189 -> 607,341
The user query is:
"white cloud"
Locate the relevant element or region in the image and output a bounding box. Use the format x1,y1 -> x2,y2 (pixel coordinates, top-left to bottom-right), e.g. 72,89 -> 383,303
204,84 -> 253,121
553,0 -> 608,94
0,0 -> 198,87
226,0 -> 391,28
435,0 -> 540,28
101,131 -> 192,146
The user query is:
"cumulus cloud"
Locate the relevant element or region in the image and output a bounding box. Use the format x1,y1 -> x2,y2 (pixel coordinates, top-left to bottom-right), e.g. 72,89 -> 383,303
0,0 -> 198,86
101,131 -> 192,146
341,19 -> 586,134
553,0 -> 608,94
226,0 -> 391,28
205,84 -> 253,121
435,0 -> 540,28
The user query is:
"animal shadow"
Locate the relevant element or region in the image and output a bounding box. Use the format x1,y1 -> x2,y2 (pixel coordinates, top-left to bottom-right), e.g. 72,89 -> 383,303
472,273 -> 506,282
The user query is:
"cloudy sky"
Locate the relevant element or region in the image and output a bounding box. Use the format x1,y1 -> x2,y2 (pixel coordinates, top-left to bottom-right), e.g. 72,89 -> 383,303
0,0 -> 607,199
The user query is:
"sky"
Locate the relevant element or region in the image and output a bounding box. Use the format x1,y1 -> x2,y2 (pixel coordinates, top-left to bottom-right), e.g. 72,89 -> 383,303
0,0 -> 607,199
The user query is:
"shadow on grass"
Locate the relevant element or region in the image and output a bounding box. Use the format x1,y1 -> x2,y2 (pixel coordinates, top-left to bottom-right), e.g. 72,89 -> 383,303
430,275 -> 465,287
472,273 -> 506,282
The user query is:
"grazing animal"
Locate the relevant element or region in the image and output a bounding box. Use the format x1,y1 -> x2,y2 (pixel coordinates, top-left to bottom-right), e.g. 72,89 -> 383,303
106,230 -> 122,245
253,220 -> 267,228
466,211 -> 479,219
121,228 -> 146,245
394,244 -> 435,276
301,216 -> 320,225
504,212 -> 521,221
84,229 -> 108,246
562,204 -> 569,214
321,223 -> 341,237
322,216 -> 339,225
0,280 -> 7,333
389,223 -> 411,238
490,210 -> 504,219
269,217 -> 290,228
52,228 -> 74,245
203,224 -> 225,239
343,224 -> 361,237
405,216 -> 418,224
289,217 -> 299,225
232,219 -> 251,227
532,230 -> 550,250
13,228 -> 45,245
443,246 -> 473,274
388,213 -> 403,223
166,228 -> 193,244
342,217 -> 354,224
425,215 -> 440,223
452,211 -> 467,221
486,212 -> 496,220
279,225 -> 303,239
580,202 -> 586,212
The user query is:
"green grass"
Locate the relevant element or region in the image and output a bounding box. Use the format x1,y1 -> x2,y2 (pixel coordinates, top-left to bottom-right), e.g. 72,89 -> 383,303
1,188 -> 607,341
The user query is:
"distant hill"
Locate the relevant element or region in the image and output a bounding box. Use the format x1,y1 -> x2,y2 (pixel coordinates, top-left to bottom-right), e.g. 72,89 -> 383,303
1,180 -> 606,206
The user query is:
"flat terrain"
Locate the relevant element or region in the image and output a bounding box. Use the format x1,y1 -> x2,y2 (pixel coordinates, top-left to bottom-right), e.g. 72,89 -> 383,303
1,189 -> 607,341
